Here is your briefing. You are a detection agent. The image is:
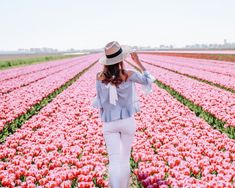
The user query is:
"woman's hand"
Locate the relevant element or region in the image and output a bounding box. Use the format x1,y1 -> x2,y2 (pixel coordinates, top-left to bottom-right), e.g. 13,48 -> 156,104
130,52 -> 141,64
130,52 -> 146,71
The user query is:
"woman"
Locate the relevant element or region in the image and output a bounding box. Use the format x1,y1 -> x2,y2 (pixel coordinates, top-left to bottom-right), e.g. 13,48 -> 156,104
92,41 -> 155,188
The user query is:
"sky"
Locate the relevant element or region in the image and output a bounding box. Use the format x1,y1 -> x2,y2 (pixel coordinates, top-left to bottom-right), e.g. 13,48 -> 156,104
1,0 -> 235,51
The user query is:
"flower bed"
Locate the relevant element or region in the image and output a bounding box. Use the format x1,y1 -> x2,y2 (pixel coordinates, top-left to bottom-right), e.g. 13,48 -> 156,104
138,54 -> 235,91
126,58 -> 235,129
0,63 -> 109,188
0,55 -> 100,134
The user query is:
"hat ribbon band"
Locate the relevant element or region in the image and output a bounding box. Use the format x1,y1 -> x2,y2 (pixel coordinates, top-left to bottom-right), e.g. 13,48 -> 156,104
106,48 -> 122,59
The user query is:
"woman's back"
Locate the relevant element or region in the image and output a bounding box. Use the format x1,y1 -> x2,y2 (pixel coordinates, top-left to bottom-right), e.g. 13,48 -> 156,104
93,69 -> 155,122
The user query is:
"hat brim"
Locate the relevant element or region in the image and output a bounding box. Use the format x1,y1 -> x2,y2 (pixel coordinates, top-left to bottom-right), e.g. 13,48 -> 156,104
99,45 -> 133,65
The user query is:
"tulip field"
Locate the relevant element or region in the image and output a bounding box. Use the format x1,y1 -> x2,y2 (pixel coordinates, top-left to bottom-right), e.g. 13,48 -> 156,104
0,53 -> 235,187
138,54 -> 235,91
0,54 -> 99,137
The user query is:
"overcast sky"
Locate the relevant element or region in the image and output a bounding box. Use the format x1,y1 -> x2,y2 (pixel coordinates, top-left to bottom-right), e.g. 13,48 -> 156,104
1,0 -> 235,51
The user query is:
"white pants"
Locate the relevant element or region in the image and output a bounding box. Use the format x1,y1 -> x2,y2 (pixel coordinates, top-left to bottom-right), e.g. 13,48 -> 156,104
102,116 -> 137,188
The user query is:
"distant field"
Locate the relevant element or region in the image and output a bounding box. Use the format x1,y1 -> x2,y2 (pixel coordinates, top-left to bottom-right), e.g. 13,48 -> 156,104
0,53 -> 84,70
139,51 -> 235,62
139,50 -> 235,54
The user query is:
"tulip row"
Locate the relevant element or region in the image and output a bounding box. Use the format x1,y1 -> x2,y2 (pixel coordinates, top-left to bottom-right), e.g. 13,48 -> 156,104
123,62 -> 235,187
140,55 -> 235,77
0,57 -> 89,94
0,55 -> 84,70
126,58 -> 235,131
0,55 -> 90,82
139,53 -> 235,77
0,54 -> 100,141
130,78 -> 235,187
0,63 -> 111,188
138,54 -> 235,91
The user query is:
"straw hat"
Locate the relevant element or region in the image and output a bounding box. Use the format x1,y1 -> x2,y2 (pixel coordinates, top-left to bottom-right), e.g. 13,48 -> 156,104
99,41 -> 133,65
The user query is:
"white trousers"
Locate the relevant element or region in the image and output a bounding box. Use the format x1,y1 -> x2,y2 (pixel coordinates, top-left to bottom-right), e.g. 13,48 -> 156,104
102,116 -> 137,188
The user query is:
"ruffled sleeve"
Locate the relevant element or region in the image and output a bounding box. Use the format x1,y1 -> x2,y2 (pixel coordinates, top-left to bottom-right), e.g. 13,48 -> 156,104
129,69 -> 156,94
92,79 -> 103,109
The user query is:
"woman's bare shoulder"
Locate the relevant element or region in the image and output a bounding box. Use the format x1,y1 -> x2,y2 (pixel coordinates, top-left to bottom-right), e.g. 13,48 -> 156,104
125,69 -> 135,77
96,72 -> 104,81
